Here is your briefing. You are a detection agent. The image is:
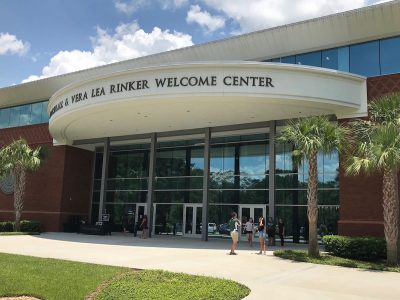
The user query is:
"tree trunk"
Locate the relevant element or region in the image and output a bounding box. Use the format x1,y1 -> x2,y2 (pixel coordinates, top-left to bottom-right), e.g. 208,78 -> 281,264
382,168 -> 399,266
307,151 -> 319,257
13,166 -> 25,232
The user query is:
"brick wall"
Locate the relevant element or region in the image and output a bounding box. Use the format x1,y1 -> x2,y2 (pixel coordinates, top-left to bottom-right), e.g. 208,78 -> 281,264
338,73 -> 400,237
0,124 -> 94,231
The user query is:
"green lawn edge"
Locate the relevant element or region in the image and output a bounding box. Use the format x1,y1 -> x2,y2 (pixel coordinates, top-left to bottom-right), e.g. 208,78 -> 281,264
273,249 -> 400,272
0,232 -> 40,236
0,253 -> 250,300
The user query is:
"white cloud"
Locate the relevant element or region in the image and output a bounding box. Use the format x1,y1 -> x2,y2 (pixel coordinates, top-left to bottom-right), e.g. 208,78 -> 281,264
186,5 -> 225,33
0,33 -> 29,56
200,0 -> 372,33
114,0 -> 148,15
159,0 -> 188,10
22,22 -> 193,83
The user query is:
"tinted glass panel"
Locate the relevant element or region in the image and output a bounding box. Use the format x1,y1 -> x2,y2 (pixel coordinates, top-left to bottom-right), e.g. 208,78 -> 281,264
19,104 -> 31,125
281,56 -> 295,64
296,51 -> 321,67
9,106 -> 20,127
338,47 -> 349,72
41,101 -> 49,122
350,41 -> 380,76
30,102 -> 43,124
380,37 -> 400,75
0,108 -> 10,128
322,49 -> 338,70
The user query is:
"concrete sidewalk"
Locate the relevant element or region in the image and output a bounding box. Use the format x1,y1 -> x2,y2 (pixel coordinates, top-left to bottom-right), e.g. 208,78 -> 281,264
1,233 -> 399,300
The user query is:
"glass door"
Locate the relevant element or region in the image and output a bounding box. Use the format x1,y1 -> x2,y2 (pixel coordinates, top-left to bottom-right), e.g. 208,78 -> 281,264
183,204 -> 202,237
239,205 -> 266,239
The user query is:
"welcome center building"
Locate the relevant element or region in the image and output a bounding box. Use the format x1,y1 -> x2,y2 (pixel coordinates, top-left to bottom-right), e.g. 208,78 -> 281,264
0,1 -> 399,241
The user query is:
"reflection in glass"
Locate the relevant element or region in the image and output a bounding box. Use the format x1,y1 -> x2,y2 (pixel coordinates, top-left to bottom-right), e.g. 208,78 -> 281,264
154,204 -> 184,235
19,104 -> 31,125
296,51 -> 321,67
380,37 -> 400,75
322,49 -> 338,70
9,106 -> 20,127
41,101 -> 49,122
0,108 -> 10,128
31,102 -> 43,124
350,41 -> 380,76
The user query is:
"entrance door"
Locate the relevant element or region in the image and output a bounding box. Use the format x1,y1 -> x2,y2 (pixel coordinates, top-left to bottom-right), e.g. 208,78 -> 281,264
136,204 -> 146,223
183,204 -> 202,236
239,205 -> 266,239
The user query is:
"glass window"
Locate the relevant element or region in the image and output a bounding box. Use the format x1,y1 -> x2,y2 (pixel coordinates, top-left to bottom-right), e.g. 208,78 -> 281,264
41,101 -> 49,123
350,41 -> 380,76
281,56 -> 295,64
240,144 -> 268,175
338,47 -> 349,72
322,49 -> 338,70
31,102 -> 43,124
270,58 -> 281,63
0,108 -> 10,128
19,104 -> 31,126
9,106 -> 20,127
380,37 -> 400,75
296,51 -> 321,67
190,148 -> 204,176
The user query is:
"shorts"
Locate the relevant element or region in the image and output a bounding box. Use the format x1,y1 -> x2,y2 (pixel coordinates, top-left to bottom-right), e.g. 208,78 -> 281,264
246,231 -> 253,234
258,230 -> 266,238
230,230 -> 239,242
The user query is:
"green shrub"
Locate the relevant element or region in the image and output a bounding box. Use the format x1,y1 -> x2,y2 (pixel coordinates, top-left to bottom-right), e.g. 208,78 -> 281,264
20,220 -> 41,233
0,220 -> 41,233
0,221 -> 14,232
323,235 -> 386,261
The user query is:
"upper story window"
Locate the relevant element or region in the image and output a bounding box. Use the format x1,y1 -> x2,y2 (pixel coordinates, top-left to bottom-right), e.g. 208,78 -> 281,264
0,100 -> 49,129
266,36 -> 400,77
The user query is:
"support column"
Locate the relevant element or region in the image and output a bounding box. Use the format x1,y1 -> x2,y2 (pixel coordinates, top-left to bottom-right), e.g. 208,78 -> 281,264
98,137 -> 110,222
268,121 -> 276,220
147,132 -> 157,238
202,128 -> 211,241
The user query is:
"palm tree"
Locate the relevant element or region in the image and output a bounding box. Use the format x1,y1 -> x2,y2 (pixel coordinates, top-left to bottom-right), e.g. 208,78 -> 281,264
346,93 -> 400,266
0,139 -> 42,232
278,116 -> 347,257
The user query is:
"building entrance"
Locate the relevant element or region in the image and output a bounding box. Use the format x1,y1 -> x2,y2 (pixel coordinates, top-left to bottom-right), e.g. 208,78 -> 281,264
183,204 -> 202,236
239,205 -> 266,239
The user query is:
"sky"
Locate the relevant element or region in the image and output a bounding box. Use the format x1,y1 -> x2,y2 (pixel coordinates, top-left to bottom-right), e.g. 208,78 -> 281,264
0,0 -> 389,88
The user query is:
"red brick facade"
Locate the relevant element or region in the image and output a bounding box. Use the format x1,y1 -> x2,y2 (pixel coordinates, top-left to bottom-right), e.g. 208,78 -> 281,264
0,124 -> 94,231
338,74 -> 400,237
1,74 -> 400,235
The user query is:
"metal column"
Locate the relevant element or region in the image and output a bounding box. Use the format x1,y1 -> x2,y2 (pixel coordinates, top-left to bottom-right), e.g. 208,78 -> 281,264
201,128 -> 211,241
146,132 -> 157,238
98,137 -> 110,222
268,121 -> 276,220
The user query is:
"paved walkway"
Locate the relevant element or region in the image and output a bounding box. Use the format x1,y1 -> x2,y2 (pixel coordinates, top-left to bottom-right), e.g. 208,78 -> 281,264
1,233 -> 400,299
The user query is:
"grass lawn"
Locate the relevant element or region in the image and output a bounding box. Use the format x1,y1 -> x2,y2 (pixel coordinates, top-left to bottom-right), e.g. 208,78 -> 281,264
0,253 -> 250,300
274,250 -> 400,272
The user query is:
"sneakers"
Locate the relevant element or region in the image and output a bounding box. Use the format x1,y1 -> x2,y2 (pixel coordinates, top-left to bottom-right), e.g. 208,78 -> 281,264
229,252 -> 237,255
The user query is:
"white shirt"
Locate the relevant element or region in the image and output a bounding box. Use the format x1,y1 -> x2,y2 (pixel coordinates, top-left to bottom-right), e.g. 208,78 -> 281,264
245,221 -> 254,232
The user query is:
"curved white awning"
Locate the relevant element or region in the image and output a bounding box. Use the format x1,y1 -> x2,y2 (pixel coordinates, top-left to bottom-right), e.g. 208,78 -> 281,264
48,61 -> 367,145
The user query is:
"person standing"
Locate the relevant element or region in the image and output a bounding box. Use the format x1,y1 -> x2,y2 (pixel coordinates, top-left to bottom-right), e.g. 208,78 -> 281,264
267,217 -> 275,246
257,216 -> 266,255
140,215 -> 148,239
278,218 -> 285,246
245,218 -> 254,247
228,212 -> 241,255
